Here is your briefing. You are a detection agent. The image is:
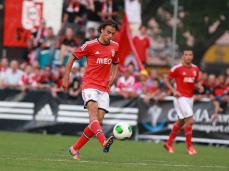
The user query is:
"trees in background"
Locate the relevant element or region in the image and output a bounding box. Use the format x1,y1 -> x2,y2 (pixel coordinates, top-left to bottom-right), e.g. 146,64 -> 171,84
142,0 -> 229,65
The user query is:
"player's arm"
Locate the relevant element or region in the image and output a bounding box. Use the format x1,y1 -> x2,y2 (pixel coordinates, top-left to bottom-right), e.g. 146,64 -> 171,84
63,42 -> 88,90
63,56 -> 76,90
195,70 -> 204,93
195,81 -> 204,92
164,75 -> 181,97
109,45 -> 120,88
109,63 -> 119,88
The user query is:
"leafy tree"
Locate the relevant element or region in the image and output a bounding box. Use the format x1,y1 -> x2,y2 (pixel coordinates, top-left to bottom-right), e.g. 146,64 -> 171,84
142,0 -> 229,65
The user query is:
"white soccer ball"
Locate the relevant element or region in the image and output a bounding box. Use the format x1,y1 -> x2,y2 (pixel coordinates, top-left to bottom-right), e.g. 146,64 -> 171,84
113,122 -> 132,140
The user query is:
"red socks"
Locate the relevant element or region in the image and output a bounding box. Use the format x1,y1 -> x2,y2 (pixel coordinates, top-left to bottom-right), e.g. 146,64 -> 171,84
167,122 -> 193,148
73,126 -> 94,150
88,120 -> 106,147
167,122 -> 181,145
73,120 -> 106,151
184,124 -> 192,148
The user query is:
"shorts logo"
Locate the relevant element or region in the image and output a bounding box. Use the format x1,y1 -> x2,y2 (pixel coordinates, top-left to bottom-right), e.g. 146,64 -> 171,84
88,94 -> 91,98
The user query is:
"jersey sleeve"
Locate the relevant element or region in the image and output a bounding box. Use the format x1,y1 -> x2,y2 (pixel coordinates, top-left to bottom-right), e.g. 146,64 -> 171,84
168,67 -> 176,79
72,43 -> 89,60
112,44 -> 119,64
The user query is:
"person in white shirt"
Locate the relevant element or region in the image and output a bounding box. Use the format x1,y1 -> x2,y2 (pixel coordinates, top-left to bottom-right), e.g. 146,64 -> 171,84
116,66 -> 135,98
3,60 -> 23,88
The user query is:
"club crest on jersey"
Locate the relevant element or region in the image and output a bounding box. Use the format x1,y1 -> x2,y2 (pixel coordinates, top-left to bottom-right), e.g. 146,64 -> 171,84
111,50 -> 115,57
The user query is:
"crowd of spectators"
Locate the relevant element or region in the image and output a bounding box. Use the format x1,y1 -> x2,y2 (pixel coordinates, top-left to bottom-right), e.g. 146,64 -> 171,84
0,56 -> 228,114
0,0 -> 228,117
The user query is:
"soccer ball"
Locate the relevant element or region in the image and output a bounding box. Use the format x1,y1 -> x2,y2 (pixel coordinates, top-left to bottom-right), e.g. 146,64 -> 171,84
113,122 -> 132,140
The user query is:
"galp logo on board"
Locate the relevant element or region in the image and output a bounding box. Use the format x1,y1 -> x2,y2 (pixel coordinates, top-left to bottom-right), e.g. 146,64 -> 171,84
22,0 -> 43,30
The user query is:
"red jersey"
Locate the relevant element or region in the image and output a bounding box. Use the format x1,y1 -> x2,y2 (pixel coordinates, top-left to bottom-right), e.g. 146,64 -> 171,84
133,35 -> 150,63
72,39 -> 119,92
168,64 -> 200,97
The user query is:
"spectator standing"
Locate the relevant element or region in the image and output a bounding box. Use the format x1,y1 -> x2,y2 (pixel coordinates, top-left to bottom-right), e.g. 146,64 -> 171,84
100,0 -> 119,21
63,0 -> 87,24
85,0 -> 102,38
59,27 -> 79,65
62,0 -> 87,35
133,25 -> 151,65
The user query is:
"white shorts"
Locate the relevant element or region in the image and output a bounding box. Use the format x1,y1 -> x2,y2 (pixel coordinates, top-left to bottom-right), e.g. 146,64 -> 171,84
173,97 -> 194,119
82,88 -> 110,113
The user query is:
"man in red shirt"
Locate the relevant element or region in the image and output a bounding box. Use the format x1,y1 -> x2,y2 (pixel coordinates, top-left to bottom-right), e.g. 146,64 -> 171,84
163,50 -> 203,156
133,25 -> 150,65
63,20 -> 119,160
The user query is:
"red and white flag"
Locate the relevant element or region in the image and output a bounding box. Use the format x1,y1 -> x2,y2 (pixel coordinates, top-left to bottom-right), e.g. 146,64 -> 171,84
3,0 -> 63,47
3,0 -> 43,47
116,15 -> 144,71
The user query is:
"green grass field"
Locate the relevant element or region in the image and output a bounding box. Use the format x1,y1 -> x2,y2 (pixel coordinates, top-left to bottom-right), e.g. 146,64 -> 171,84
0,131 -> 228,171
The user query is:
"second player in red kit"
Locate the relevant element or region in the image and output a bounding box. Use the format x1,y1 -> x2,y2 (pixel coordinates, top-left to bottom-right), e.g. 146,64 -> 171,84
164,50 -> 204,156
63,20 -> 119,160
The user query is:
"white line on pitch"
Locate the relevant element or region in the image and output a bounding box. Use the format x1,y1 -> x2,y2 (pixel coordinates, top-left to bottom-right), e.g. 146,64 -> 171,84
0,157 -> 228,169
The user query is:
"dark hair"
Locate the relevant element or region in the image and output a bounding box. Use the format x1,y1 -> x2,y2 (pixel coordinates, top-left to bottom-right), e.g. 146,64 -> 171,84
183,48 -> 193,52
98,19 -> 119,33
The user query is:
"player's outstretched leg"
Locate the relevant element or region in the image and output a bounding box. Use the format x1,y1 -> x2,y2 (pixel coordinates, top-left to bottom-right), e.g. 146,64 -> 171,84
164,121 -> 181,153
69,126 -> 94,160
89,120 -> 114,153
184,124 -> 197,156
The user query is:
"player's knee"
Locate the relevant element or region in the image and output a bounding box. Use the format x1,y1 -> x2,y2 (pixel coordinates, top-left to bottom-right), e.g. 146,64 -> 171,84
88,103 -> 98,114
185,119 -> 193,125
96,115 -> 103,124
89,112 -> 98,121
178,120 -> 185,126
89,116 -> 99,122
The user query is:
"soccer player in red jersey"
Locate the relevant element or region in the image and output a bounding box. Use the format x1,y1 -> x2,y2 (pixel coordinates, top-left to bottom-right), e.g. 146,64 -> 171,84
163,50 -> 204,156
63,20 -> 119,160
